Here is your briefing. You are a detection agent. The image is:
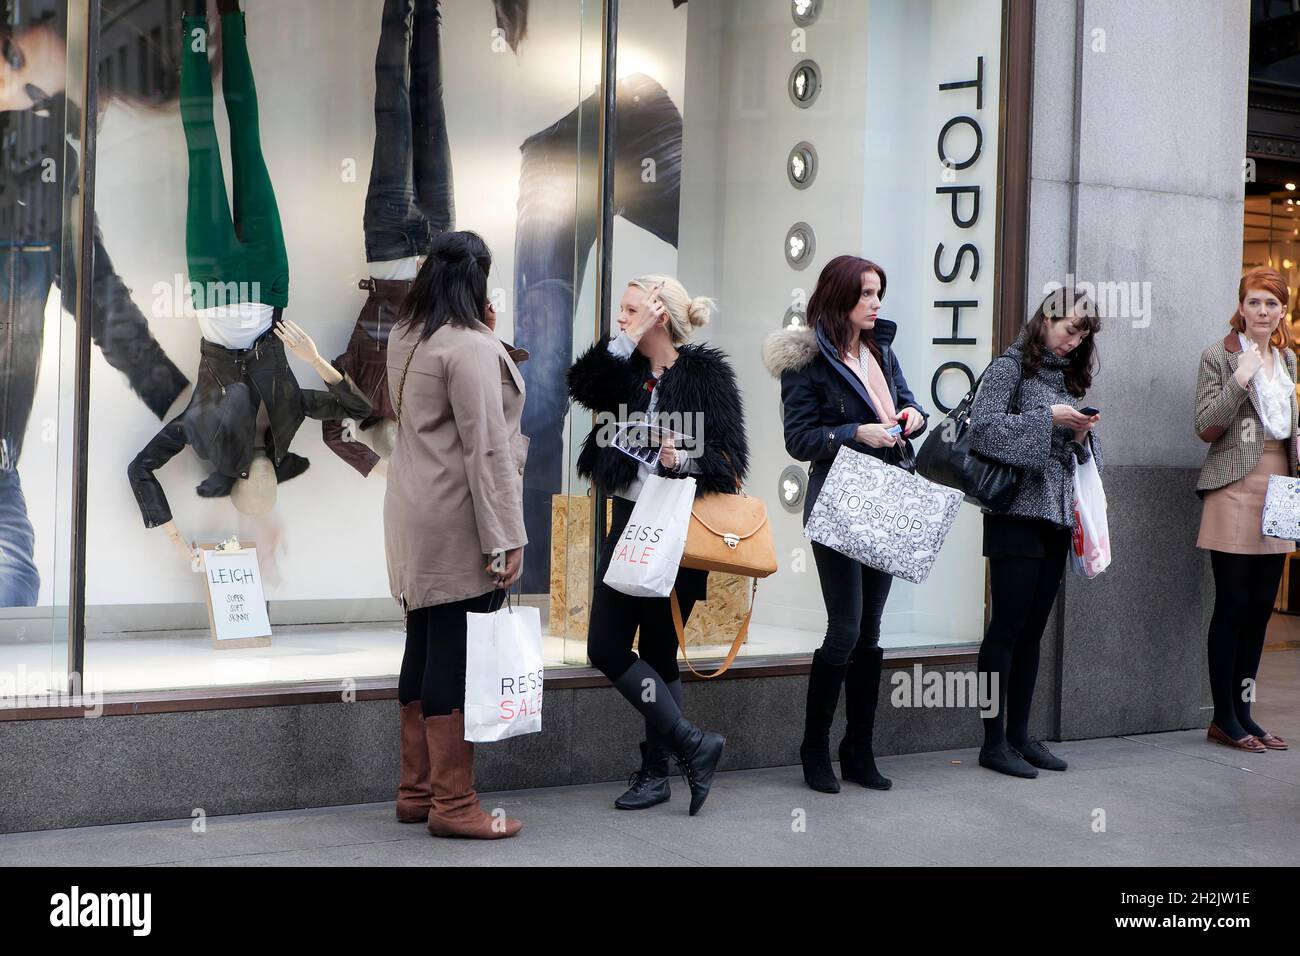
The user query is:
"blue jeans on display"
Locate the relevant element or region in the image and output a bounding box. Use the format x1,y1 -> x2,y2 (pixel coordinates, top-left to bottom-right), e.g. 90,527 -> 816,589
513,72 -> 683,591
363,0 -> 453,261
0,469 -> 39,608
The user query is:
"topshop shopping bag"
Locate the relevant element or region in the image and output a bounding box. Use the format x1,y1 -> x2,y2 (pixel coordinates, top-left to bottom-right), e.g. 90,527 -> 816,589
603,474 -> 697,598
463,594 -> 543,742
804,446 -> 963,584
1070,456 -> 1111,578
1263,474 -> 1300,541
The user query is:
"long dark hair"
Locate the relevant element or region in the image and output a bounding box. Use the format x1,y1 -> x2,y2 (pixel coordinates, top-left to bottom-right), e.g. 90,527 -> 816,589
1020,288 -> 1101,397
398,230 -> 493,342
806,254 -> 887,365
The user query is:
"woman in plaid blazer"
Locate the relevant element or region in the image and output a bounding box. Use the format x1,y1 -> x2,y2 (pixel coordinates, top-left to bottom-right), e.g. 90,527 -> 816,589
1194,267 -> 1297,753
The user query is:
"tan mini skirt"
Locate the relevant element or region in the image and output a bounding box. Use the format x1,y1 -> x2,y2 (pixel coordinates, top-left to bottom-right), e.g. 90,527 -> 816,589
1197,440 -> 1295,554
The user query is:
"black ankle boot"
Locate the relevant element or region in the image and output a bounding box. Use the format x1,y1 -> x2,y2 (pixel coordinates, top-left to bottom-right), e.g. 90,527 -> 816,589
614,741 -> 671,810
839,647 -> 892,790
668,717 -> 725,816
801,649 -> 846,793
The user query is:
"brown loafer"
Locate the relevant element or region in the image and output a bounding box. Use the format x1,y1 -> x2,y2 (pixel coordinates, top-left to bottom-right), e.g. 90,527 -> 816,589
1207,723 -> 1266,753
1258,732 -> 1289,751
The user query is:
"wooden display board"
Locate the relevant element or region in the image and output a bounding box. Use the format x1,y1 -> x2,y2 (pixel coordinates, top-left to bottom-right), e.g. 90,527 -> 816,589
199,543 -> 272,649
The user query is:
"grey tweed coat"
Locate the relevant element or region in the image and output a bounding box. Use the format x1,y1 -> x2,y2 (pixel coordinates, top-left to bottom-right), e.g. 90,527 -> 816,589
969,341 -> 1102,528
1195,331 -> 1298,496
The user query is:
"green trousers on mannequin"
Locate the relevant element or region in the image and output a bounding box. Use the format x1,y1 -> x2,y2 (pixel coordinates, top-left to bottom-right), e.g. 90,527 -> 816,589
180,12 -> 289,310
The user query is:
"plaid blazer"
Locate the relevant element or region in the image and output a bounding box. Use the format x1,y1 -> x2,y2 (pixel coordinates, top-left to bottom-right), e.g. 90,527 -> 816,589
1195,332 -> 1299,496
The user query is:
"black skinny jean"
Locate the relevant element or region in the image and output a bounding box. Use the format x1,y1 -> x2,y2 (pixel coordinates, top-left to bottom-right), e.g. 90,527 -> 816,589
363,0 -> 453,261
978,514 -> 1071,749
399,589 -> 506,717
810,541 -> 893,665
1206,550 -> 1285,740
586,496 -> 704,684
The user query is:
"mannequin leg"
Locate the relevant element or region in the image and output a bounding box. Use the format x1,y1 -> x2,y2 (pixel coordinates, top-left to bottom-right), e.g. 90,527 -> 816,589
364,0 -> 422,265
218,10 -> 289,307
411,0 -> 454,239
179,14 -> 239,308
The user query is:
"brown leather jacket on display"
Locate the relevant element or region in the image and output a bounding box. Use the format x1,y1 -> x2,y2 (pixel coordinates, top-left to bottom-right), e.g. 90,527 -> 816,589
322,278 -> 408,476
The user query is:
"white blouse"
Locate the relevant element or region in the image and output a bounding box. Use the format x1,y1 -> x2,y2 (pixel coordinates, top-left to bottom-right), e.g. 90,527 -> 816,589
1239,333 -> 1294,440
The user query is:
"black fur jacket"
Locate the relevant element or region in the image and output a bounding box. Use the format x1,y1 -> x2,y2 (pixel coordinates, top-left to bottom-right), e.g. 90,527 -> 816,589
566,336 -> 749,498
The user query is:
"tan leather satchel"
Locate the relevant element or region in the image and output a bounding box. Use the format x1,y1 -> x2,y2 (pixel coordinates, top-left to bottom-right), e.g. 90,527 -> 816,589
670,460 -> 778,679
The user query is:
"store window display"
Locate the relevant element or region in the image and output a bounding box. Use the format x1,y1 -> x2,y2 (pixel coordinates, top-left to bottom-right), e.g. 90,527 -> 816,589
127,6 -> 373,557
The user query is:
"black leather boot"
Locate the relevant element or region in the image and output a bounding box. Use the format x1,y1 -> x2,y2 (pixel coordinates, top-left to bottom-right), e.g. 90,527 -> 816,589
614,740 -> 672,810
839,646 -> 892,790
668,717 -> 725,816
801,649 -> 846,793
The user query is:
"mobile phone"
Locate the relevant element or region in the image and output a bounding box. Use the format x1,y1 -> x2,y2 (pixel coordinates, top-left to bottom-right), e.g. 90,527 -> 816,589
1079,406 -> 1100,416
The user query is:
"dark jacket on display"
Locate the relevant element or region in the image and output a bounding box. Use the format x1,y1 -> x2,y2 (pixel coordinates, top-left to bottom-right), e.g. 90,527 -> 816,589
2,96 -> 188,473
566,335 -> 750,498
128,325 -> 373,528
322,278 -> 409,476
762,319 -> 928,516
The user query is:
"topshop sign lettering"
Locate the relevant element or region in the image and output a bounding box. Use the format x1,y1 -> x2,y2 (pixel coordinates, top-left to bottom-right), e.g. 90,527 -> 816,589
930,55 -> 987,414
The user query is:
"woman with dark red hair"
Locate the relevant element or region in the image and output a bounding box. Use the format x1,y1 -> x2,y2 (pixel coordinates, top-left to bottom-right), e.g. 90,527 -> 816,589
1195,267 -> 1296,753
763,255 -> 928,793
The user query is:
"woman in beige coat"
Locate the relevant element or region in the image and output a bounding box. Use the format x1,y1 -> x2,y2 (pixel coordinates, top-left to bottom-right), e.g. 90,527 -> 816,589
385,231 -> 528,839
1195,266 -> 1297,754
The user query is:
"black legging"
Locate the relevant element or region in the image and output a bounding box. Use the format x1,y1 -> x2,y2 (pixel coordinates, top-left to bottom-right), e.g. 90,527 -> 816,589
1206,550 -> 1285,740
587,496 -> 702,684
398,589 -> 505,717
978,519 -> 1071,749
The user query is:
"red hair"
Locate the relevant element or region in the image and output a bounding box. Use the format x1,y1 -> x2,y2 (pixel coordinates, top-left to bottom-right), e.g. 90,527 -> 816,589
1231,267 -> 1292,350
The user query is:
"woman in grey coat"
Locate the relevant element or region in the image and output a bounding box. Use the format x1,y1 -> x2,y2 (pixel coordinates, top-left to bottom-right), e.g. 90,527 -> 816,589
968,290 -> 1102,778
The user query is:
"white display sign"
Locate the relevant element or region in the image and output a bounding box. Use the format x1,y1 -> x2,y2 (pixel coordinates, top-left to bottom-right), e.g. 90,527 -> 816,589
201,546 -> 272,647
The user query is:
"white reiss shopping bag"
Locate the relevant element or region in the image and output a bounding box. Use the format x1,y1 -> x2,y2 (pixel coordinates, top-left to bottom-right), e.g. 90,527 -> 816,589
602,474 -> 696,598
463,598 -> 543,742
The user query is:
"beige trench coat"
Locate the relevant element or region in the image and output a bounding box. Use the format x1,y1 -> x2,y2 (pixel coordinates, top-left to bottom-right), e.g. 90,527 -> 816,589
383,317 -> 528,610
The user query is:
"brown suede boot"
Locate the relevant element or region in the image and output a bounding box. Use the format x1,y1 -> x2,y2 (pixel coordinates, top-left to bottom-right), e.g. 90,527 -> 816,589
396,702 -> 432,822
424,710 -> 522,839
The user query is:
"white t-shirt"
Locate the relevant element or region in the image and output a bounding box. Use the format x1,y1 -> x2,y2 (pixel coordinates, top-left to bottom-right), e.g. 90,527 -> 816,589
196,302 -> 275,350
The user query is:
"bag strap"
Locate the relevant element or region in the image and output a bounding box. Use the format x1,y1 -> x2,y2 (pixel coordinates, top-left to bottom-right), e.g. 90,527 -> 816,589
393,338 -> 420,425
670,579 -> 757,679
964,355 -> 1025,414
719,450 -> 742,494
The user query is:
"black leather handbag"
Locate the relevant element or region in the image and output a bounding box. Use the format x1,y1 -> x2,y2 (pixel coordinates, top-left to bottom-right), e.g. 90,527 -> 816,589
915,357 -> 1023,510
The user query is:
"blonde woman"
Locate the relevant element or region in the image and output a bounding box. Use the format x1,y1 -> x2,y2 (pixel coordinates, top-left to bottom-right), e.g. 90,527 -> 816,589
566,275 -> 748,815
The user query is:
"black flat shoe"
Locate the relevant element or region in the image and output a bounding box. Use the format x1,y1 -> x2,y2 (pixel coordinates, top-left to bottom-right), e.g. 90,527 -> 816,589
1010,737 -> 1067,771
978,744 -> 1039,779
